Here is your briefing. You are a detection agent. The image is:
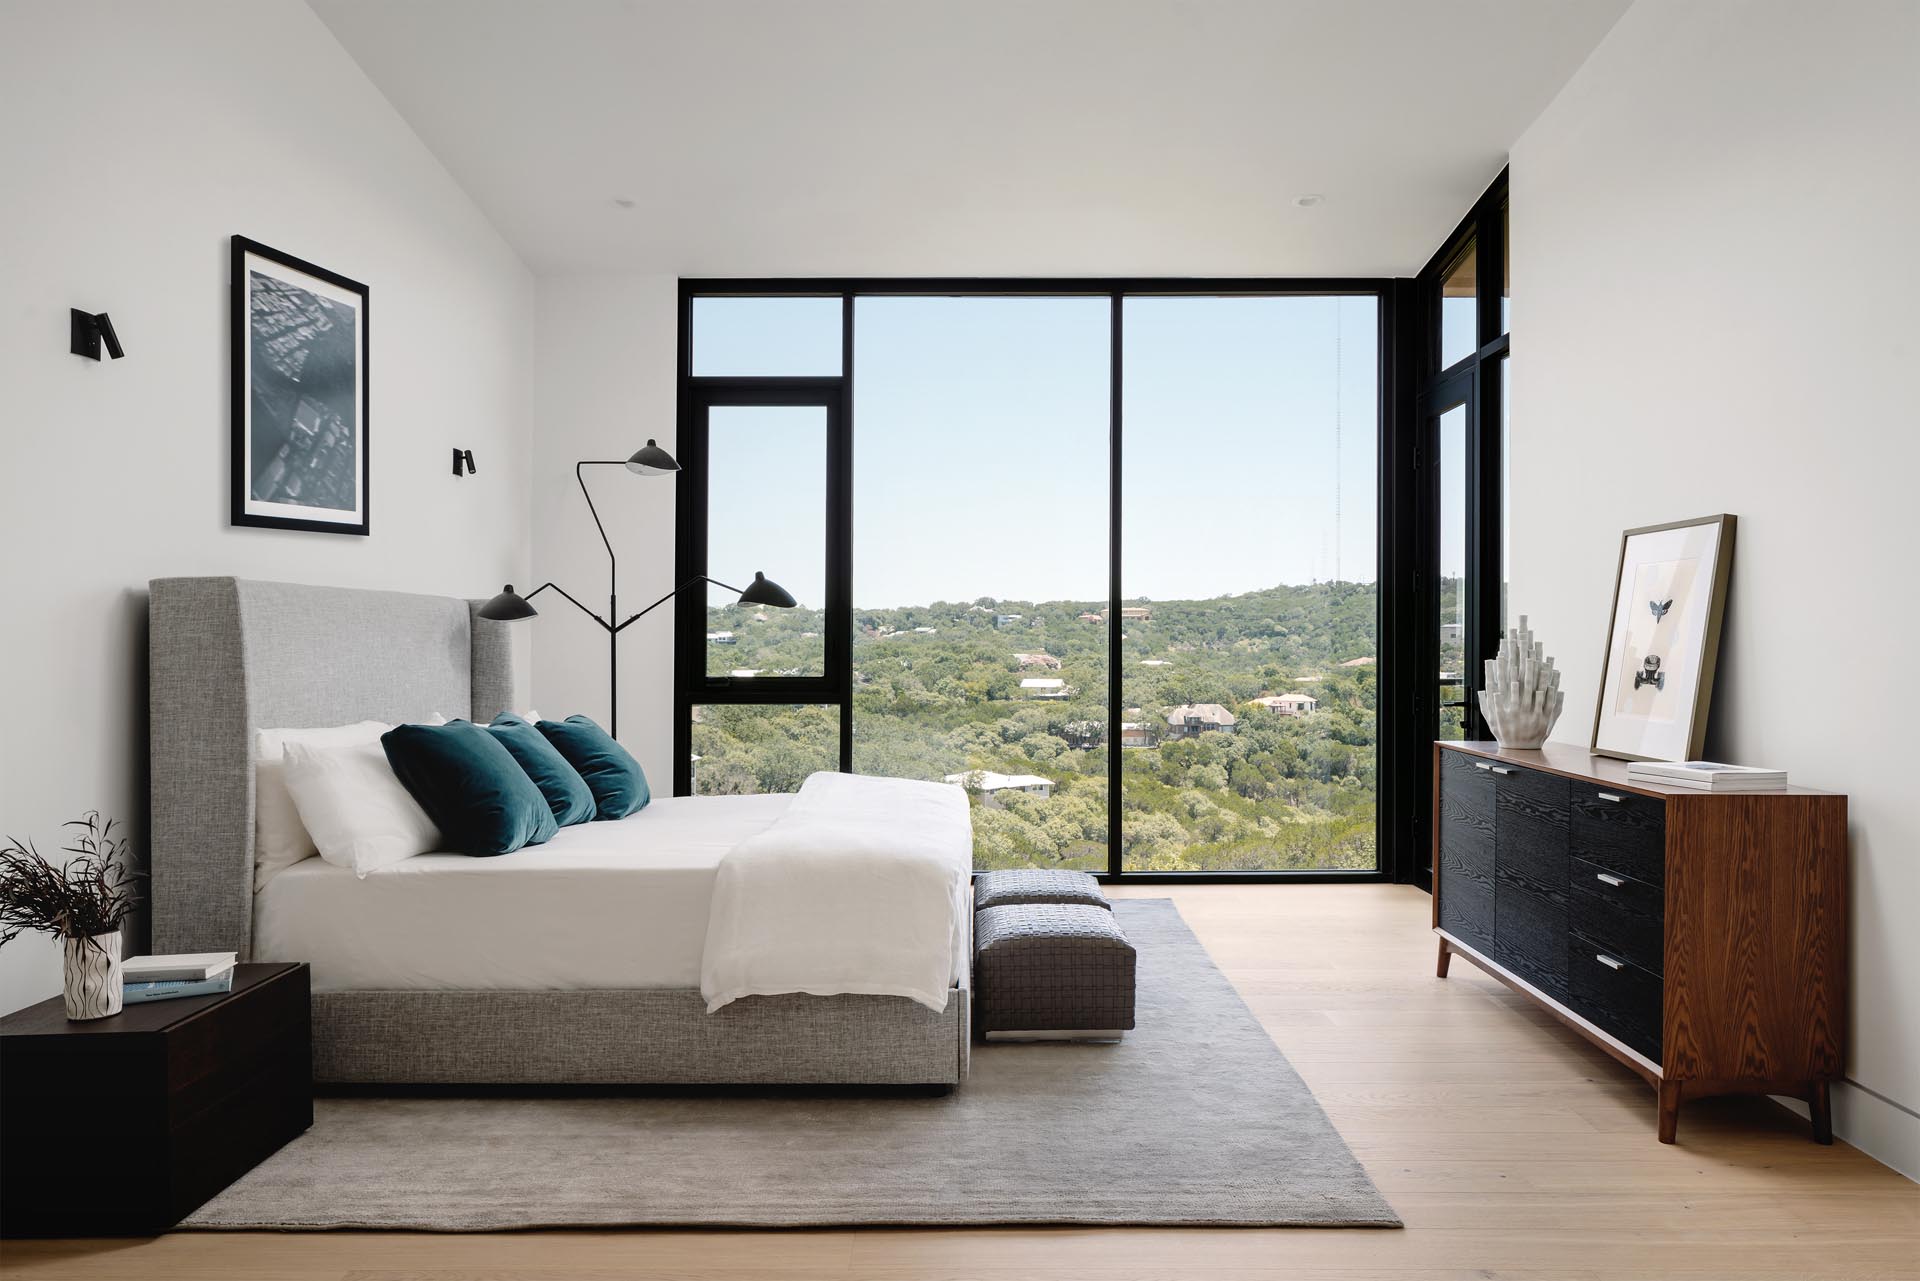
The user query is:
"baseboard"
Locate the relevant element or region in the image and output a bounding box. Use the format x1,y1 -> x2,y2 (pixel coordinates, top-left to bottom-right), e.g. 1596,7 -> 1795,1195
1770,1081 -> 1919,1181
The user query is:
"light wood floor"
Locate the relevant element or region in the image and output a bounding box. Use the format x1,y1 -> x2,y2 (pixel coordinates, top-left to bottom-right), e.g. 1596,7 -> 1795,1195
7,884 -> 1915,1280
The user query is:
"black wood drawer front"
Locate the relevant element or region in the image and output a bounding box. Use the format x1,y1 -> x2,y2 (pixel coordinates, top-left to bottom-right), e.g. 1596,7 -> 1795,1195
1570,785 -> 1666,884
1494,879 -> 1569,999
1568,858 -> 1664,975
1438,751 -> 1495,876
1569,937 -> 1663,1063
1494,764 -> 1570,901
1438,858 -> 1496,953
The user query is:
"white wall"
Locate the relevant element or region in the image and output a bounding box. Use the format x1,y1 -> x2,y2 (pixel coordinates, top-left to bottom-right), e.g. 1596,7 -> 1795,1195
1511,0 -> 1919,1176
0,0 -> 534,1013
529,275 -> 681,787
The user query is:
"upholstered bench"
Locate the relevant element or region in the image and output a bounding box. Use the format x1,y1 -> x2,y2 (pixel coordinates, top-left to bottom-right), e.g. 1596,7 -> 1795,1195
973,868 -> 1109,911
973,902 -> 1136,1041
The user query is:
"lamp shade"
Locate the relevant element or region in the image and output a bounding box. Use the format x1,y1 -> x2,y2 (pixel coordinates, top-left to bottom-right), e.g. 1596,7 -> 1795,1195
625,439 -> 681,476
478,584 -> 538,621
736,571 -> 796,609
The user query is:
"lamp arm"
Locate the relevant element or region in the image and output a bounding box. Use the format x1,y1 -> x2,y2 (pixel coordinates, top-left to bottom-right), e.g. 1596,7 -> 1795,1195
524,581 -> 612,632
612,575 -> 742,633
574,461 -> 631,579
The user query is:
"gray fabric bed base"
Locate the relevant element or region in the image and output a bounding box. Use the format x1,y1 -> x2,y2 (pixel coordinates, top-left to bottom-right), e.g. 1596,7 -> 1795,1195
148,576 -> 973,1088
315,985 -> 969,1086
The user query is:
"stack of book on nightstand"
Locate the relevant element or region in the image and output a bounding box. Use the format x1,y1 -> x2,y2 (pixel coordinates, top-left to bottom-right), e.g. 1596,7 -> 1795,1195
1626,760 -> 1789,792
121,952 -> 238,1004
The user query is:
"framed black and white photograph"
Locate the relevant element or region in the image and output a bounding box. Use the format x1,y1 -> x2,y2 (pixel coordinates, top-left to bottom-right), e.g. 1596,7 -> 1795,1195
1590,513 -> 1736,762
231,236 -> 370,535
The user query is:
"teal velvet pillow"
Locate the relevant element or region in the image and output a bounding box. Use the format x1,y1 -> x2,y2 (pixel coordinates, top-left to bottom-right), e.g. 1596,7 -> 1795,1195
381,721 -> 559,856
483,714 -> 596,826
536,715 -> 650,820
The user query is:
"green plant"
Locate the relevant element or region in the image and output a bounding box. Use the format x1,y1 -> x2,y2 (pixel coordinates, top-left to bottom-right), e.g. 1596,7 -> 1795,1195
0,812 -> 141,950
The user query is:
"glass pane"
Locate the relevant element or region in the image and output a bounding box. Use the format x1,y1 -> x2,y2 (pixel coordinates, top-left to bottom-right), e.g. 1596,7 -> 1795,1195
704,405 -> 827,677
851,296 -> 1109,872
1500,357 -> 1510,627
1500,201 -> 1510,334
691,704 -> 838,795
1438,402 -> 1468,741
692,296 -> 841,376
1121,296 -> 1379,873
1440,240 -> 1477,368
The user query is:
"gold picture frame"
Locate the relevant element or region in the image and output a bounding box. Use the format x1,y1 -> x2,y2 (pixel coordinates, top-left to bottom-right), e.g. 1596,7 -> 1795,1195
1590,513 -> 1736,762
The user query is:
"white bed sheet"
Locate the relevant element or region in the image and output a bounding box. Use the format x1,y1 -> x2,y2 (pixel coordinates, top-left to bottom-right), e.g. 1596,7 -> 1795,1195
253,793 -> 791,993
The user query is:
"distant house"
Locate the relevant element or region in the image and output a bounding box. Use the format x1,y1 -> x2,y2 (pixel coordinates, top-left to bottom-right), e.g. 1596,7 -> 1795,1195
1254,692 -> 1318,716
1141,658 -> 1172,668
1439,622 -> 1463,641
1339,656 -> 1376,668
707,630 -> 736,645
1014,652 -> 1062,670
1020,677 -> 1070,699
943,770 -> 1054,805
914,626 -> 938,634
728,669 -> 763,679
1077,612 -> 1104,623
1100,606 -> 1152,622
993,613 -> 1024,627
1164,703 -> 1237,738
1120,721 -> 1154,749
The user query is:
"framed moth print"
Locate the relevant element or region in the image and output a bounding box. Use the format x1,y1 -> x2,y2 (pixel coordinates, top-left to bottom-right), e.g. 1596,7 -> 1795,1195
231,236 -> 370,535
1591,514 -> 1736,762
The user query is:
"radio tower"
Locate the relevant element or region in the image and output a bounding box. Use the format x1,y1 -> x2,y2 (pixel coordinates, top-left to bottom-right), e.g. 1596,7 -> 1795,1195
1334,298 -> 1344,584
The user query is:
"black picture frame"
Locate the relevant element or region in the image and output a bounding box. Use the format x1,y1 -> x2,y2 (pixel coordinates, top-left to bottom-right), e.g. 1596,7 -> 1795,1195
230,236 -> 371,536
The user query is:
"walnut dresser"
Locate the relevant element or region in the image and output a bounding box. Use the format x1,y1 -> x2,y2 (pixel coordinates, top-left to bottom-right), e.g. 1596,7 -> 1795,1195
1431,741 -> 1846,1144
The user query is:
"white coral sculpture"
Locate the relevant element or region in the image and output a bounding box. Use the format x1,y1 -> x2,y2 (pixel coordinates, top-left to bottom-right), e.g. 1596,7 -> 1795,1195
1477,614 -> 1564,750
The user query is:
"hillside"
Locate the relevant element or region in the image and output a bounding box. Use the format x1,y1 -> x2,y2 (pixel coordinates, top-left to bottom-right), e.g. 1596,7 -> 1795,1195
696,582 -> 1383,872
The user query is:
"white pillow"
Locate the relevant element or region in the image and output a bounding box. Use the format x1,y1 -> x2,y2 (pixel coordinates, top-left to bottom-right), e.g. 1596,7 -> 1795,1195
282,739 -> 442,877
254,721 -> 389,889
427,709 -> 543,725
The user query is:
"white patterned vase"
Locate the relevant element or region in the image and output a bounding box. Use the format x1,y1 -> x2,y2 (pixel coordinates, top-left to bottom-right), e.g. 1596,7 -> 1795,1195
63,929 -> 123,1021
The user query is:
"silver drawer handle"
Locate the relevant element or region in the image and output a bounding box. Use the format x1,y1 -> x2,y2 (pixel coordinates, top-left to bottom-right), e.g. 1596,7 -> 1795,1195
1596,954 -> 1625,970
1474,761 -> 1494,771
1489,766 -> 1515,776
1595,872 -> 1625,887
1596,791 -> 1624,803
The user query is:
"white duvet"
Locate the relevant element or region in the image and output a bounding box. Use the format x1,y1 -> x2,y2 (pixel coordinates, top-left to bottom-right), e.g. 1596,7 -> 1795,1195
700,771 -> 973,1013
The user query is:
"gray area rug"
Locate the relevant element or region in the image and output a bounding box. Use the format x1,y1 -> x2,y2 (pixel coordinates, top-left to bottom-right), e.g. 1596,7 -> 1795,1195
186,899 -> 1397,1229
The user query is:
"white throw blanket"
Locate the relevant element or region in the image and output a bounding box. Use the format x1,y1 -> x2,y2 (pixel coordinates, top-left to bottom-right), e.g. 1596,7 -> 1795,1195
700,771 -> 973,1013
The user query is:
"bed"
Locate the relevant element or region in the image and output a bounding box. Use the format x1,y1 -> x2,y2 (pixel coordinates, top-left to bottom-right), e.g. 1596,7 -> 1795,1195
148,577 -> 970,1086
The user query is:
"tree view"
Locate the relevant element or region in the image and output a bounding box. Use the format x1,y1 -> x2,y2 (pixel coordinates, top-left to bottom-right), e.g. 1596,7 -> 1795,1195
694,581 -> 1380,872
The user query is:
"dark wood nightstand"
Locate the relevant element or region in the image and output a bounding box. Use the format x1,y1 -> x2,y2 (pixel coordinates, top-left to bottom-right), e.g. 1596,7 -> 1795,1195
1,961 -> 312,1236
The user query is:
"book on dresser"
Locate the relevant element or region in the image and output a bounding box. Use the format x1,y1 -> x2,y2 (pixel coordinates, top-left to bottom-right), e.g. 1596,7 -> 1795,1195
123,972 -> 236,1004
1625,760 -> 1788,791
1430,740 -> 1845,1145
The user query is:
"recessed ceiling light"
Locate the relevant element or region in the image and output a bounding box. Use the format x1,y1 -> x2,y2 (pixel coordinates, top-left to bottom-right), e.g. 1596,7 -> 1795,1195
612,197 -> 636,209
1292,194 -> 1325,208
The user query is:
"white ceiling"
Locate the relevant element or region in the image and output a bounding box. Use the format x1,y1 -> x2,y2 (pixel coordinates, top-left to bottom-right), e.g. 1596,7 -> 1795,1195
310,0 -> 1627,278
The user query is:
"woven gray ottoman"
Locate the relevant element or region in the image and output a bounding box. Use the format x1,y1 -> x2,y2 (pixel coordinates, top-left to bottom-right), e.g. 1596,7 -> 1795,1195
974,902 -> 1135,1041
973,868 -> 1109,910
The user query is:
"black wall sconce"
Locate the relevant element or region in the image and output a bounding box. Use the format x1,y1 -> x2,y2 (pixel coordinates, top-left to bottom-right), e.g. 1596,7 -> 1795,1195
70,309 -> 125,361
452,448 -> 477,477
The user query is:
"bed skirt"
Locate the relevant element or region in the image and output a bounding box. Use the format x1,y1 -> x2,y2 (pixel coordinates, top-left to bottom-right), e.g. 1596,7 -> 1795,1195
310,985 -> 970,1086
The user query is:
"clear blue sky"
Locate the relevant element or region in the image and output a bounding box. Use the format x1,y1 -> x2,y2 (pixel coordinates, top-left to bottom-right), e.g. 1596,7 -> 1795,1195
695,294 -> 1380,611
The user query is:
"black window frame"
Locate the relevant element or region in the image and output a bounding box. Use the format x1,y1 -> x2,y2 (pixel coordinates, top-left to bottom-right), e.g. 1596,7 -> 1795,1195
1405,167 -> 1509,891
676,277 -> 1416,884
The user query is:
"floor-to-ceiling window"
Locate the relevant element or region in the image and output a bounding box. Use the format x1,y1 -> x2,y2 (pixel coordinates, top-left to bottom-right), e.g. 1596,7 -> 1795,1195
678,281 -> 1396,881
1120,297 -> 1379,871
1406,169 -> 1509,888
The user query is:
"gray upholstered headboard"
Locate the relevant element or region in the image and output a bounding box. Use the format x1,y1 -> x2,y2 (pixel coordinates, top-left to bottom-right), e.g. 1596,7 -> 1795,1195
148,577 -> 514,958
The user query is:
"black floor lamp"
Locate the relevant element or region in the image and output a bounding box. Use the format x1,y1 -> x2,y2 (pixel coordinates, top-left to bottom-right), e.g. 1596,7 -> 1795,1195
477,440 -> 795,740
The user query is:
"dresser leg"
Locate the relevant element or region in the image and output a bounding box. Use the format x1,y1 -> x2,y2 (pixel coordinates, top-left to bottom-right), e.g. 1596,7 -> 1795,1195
1435,938 -> 1452,978
1809,1081 -> 1833,1145
1657,1079 -> 1681,1144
